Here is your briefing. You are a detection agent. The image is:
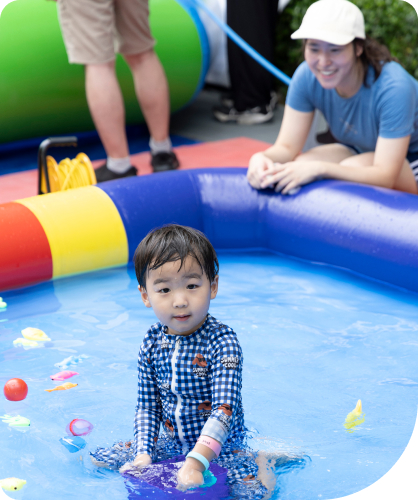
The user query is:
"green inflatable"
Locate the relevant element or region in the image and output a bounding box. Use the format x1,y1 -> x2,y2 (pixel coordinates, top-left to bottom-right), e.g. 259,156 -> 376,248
0,0 -> 208,144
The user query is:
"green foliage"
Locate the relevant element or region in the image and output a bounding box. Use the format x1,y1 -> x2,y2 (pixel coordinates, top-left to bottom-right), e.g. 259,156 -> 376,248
275,0 -> 418,92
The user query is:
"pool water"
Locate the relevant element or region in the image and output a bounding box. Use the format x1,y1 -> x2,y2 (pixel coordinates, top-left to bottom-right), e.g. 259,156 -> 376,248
1,251 -> 418,500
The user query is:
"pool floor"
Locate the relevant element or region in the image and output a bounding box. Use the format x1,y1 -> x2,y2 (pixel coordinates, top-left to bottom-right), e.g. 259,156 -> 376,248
1,251 -> 418,499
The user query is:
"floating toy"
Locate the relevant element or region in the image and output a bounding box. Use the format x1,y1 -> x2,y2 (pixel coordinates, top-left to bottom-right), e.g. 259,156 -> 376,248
59,436 -> 86,453
344,399 -> 365,432
0,298 -> 7,309
1,414 -> 30,427
66,419 -> 93,436
122,455 -> 228,498
45,382 -> 78,392
21,327 -> 51,342
50,371 -> 79,381
54,354 -> 89,369
13,338 -> 39,349
0,477 -> 26,491
3,378 -> 28,401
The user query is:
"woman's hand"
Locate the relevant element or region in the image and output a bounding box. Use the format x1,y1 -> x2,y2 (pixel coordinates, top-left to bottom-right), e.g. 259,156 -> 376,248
260,161 -> 323,194
247,153 -> 276,189
177,457 -> 205,490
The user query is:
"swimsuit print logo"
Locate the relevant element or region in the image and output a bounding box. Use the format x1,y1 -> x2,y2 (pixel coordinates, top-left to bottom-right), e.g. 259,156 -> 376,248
192,354 -> 208,377
160,339 -> 170,349
221,356 -> 239,369
198,400 -> 212,417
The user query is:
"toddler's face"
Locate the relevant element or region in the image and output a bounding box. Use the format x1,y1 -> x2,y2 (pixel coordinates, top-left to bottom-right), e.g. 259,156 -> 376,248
139,256 -> 218,336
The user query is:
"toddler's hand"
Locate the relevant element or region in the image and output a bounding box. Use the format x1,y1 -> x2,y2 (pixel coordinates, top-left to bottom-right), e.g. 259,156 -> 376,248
177,459 -> 204,491
119,454 -> 152,475
133,454 -> 152,468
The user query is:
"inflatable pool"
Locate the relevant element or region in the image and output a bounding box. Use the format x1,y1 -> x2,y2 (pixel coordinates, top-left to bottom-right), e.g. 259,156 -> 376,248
2,171 -> 418,500
2,168 -> 418,293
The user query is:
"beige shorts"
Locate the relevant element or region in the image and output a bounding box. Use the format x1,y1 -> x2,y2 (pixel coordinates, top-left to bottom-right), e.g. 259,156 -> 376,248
57,0 -> 155,65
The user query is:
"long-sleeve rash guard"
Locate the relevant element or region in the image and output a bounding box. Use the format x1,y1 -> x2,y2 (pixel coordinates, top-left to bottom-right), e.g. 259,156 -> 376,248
133,314 -> 245,457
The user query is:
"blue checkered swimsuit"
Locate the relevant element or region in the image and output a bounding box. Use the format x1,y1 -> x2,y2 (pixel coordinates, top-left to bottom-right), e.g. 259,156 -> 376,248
91,314 -> 267,498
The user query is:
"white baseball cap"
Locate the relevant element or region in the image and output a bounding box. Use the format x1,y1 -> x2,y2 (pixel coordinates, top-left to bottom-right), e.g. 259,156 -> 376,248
291,0 -> 365,45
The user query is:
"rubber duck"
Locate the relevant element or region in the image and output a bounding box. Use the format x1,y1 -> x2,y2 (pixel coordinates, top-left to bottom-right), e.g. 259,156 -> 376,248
45,382 -> 78,392
344,399 -> 365,432
0,477 -> 26,491
21,327 -> 51,342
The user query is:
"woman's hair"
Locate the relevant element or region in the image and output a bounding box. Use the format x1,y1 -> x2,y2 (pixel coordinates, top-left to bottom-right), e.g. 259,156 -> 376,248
355,36 -> 398,85
303,36 -> 398,85
133,224 -> 219,289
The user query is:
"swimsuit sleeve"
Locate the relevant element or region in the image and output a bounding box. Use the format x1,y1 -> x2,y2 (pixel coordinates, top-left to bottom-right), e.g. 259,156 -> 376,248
201,327 -> 243,445
133,337 -> 162,457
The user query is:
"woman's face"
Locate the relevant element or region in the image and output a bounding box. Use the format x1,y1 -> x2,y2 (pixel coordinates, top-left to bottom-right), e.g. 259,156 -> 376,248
304,39 -> 363,96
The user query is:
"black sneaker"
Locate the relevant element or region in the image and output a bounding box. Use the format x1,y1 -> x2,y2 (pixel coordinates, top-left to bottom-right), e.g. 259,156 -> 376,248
213,103 -> 273,125
151,151 -> 180,172
95,163 -> 137,183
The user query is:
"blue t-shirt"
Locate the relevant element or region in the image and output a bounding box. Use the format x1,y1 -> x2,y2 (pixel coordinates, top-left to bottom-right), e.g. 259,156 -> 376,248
286,61 -> 418,154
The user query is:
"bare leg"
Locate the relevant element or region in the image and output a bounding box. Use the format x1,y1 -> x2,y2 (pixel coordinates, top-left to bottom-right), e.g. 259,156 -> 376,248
340,152 -> 418,194
85,62 -> 130,158
124,50 -> 170,142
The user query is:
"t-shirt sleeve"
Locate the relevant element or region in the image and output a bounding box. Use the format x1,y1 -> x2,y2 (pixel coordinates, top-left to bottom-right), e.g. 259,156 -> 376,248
285,62 -> 316,113
133,337 -> 162,457
377,70 -> 416,140
201,328 -> 243,446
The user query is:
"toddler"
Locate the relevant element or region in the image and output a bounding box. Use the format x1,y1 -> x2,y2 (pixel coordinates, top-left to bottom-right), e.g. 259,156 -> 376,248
91,224 -> 271,498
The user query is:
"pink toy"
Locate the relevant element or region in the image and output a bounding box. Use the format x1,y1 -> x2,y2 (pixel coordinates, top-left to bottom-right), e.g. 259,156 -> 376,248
66,419 -> 94,436
50,371 -> 79,381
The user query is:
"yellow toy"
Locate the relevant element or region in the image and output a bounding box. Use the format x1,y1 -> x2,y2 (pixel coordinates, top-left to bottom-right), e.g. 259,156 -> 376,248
13,338 -> 39,349
45,382 -> 78,392
344,399 -> 365,432
21,327 -> 51,342
0,477 -> 26,491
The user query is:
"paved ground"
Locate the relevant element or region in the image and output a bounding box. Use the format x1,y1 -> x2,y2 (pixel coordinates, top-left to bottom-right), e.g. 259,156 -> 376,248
170,86 -> 324,150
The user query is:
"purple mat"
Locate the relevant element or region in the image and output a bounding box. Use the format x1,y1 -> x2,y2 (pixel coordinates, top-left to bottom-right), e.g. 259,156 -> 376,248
122,455 -> 229,499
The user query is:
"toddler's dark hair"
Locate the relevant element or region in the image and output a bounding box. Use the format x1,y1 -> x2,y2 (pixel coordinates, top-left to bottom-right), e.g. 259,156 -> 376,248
133,224 -> 219,288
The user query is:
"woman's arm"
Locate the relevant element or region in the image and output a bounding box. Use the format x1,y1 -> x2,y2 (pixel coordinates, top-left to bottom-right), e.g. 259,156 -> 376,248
247,106 -> 314,189
260,136 -> 416,194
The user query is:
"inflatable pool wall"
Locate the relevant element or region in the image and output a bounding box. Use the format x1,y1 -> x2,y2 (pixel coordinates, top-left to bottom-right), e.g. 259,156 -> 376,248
2,169 -> 418,294
0,0 -> 209,144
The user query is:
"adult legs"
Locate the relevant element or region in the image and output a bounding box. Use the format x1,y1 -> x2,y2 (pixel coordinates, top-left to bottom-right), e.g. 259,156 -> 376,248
227,0 -> 278,112
85,62 -> 130,159
124,49 -> 170,143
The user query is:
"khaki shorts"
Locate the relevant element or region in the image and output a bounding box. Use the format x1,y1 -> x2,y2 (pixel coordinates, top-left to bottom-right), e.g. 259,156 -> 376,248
57,0 -> 155,65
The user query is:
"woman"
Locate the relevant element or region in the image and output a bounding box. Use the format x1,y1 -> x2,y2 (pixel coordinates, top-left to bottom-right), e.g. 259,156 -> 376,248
247,0 -> 418,195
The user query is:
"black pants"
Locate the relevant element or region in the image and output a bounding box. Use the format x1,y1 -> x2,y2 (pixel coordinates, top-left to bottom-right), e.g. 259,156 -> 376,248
227,0 -> 278,111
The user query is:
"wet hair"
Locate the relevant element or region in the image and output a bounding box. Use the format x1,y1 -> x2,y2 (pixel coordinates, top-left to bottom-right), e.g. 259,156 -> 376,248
133,224 -> 219,289
354,36 -> 398,85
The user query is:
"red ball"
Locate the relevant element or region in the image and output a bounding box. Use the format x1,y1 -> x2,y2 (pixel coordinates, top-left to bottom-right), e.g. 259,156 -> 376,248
4,378 -> 28,401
